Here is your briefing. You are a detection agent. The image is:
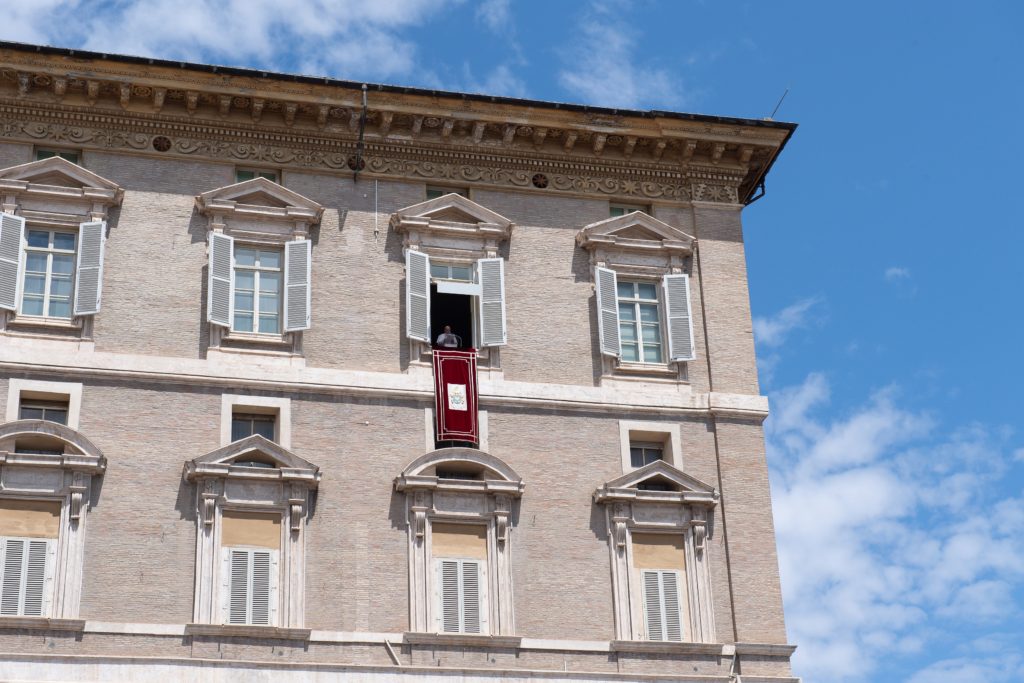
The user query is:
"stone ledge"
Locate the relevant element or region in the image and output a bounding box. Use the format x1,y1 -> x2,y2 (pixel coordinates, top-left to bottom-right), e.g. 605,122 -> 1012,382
185,623 -> 311,641
610,640 -> 726,655
735,676 -> 801,683
403,631 -> 522,649
734,642 -> 798,657
0,617 -> 86,632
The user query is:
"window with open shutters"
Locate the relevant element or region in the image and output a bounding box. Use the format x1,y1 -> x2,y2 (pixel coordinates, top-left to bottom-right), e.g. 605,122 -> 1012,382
437,558 -> 487,634
0,537 -> 56,617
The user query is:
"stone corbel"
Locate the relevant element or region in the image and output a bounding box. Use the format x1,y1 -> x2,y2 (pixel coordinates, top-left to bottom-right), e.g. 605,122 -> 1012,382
288,483 -> 305,532
200,479 -> 219,527
494,495 -> 511,545
612,503 -> 630,551
690,510 -> 708,557
410,490 -> 430,541
68,471 -> 88,522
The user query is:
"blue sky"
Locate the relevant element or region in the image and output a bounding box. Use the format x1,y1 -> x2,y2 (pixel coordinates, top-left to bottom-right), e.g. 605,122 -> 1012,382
4,1 -> 1023,680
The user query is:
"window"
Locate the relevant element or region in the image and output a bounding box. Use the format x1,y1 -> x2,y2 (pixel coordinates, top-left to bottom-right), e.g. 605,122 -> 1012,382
185,439 -> 320,630
220,511 -> 280,626
21,229 -> 76,319
18,400 -> 69,425
595,462 -> 717,644
426,186 -> 469,200
396,449 -> 522,636
232,246 -> 282,335
235,169 -> 278,183
630,442 -> 663,468
231,413 -> 276,442
609,203 -> 648,217
617,280 -> 664,364
0,421 -> 106,622
35,149 -> 79,164
430,263 -> 473,282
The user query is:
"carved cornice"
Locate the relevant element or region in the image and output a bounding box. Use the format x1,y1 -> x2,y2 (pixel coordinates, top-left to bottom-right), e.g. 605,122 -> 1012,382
0,46 -> 794,204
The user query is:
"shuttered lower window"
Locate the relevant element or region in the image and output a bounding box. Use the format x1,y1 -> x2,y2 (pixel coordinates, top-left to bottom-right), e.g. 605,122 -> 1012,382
437,558 -> 486,634
642,569 -> 684,642
222,547 -> 278,626
0,537 -> 55,617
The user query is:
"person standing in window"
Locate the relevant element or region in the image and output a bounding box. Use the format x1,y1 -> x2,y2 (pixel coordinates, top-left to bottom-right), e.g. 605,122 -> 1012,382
436,325 -> 462,349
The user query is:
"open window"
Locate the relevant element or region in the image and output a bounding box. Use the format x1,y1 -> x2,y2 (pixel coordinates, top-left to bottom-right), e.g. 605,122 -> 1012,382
0,157 -> 122,339
0,419 -> 105,624
184,435 -> 320,633
577,212 -> 696,384
594,461 -> 717,644
391,194 -> 513,371
395,448 -> 523,638
196,177 -> 323,360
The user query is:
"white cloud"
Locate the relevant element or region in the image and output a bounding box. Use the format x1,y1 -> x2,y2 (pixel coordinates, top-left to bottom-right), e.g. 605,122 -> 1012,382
475,0 -> 511,32
768,373 -> 1024,681
556,2 -> 682,109
1014,447 -> 1024,462
885,266 -> 911,281
906,653 -> 1024,683
753,296 -> 821,348
0,0 -> 460,82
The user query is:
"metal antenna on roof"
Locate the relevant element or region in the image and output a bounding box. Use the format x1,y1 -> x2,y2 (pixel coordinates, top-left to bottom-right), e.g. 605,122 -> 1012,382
353,84 -> 368,182
767,87 -> 789,120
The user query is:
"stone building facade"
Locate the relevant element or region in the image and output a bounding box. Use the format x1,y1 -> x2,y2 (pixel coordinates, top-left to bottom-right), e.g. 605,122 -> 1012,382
0,42 -> 798,682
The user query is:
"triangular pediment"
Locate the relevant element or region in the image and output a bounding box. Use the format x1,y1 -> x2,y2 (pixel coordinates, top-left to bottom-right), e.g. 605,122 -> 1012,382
189,435 -> 320,474
0,156 -> 121,193
605,460 -> 716,494
577,212 -> 695,252
196,177 -> 323,215
393,193 -> 512,229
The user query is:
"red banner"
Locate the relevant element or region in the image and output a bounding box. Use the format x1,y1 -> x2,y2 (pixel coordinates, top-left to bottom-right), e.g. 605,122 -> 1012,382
433,348 -> 478,444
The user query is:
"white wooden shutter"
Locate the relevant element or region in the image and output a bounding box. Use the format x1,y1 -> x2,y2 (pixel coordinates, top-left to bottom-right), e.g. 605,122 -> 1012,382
439,559 -> 460,632
207,232 -> 234,327
461,560 -> 482,634
661,571 -> 683,642
406,249 -> 431,342
227,548 -> 249,624
477,258 -> 507,347
283,239 -> 311,332
0,537 -> 52,617
0,538 -> 24,616
663,274 -> 695,361
595,266 -> 621,357
225,547 -> 278,626
0,213 -> 25,312
642,569 -> 684,642
642,570 -> 663,641
73,220 -> 105,316
250,550 -> 273,626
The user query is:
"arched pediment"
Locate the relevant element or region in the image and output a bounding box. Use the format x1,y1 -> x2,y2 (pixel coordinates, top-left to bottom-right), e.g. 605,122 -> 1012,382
0,419 -> 105,472
594,460 -> 717,506
395,447 -> 524,495
184,435 -> 320,486
576,212 -> 694,255
196,177 -> 323,223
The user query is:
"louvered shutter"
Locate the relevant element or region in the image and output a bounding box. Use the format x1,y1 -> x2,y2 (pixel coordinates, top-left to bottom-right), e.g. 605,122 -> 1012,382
207,232 -> 234,327
461,560 -> 482,634
283,239 -> 311,332
406,249 -> 431,342
228,549 -> 249,624
642,570 -> 663,641
73,220 -> 105,316
0,538 -> 24,615
661,571 -> 683,642
477,258 -> 507,347
22,540 -> 48,617
439,559 -> 460,633
250,550 -> 272,625
595,266 -> 621,357
663,274 -> 695,361
0,213 -> 25,312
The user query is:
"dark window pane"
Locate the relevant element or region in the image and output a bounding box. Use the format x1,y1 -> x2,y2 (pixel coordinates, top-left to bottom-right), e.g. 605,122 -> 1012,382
45,409 -> 68,425
235,170 -> 255,182
231,418 -> 251,442
252,418 -> 275,440
19,407 -> 44,420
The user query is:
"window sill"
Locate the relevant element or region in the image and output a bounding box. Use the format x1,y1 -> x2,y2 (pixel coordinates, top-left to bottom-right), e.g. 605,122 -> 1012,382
223,330 -> 293,347
6,314 -> 83,331
185,623 -> 311,641
610,639 -> 723,655
0,617 -> 86,632
403,631 -> 521,649
614,360 -> 680,377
